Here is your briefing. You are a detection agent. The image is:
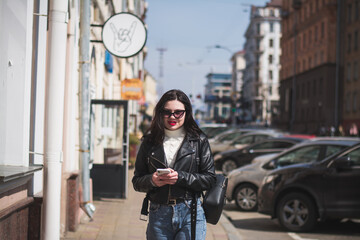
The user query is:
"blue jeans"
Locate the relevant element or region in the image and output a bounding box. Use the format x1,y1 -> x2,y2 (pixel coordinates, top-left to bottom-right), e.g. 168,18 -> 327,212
146,198 -> 206,240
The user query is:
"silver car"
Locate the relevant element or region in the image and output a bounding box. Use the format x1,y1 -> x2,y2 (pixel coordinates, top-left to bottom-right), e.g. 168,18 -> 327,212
211,131 -> 282,155
226,137 -> 360,211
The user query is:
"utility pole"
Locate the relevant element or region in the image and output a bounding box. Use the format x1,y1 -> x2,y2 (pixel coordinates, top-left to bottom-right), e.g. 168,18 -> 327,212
157,47 -> 167,96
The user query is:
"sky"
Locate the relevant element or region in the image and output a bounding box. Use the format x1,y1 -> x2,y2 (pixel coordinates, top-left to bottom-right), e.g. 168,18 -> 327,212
144,0 -> 269,99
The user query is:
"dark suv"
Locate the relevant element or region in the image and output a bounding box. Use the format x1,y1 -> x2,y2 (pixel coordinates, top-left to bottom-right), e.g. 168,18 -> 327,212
258,141 -> 360,232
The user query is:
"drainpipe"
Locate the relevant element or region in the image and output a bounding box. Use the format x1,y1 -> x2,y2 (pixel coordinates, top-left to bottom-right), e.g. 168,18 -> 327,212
79,0 -> 95,219
42,0 -> 68,239
334,0 -> 341,128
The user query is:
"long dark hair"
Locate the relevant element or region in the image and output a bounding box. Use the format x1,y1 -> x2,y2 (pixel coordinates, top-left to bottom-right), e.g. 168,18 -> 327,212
145,89 -> 202,145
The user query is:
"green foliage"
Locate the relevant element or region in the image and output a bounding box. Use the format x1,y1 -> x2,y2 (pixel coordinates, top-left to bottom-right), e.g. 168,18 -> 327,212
129,133 -> 141,145
129,133 -> 140,167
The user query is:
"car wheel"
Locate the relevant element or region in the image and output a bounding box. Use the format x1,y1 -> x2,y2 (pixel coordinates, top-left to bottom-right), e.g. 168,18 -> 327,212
234,184 -> 258,211
221,159 -> 237,175
276,192 -> 317,232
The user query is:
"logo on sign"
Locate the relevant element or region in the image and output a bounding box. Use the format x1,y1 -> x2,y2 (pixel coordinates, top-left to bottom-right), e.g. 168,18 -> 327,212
102,13 -> 147,58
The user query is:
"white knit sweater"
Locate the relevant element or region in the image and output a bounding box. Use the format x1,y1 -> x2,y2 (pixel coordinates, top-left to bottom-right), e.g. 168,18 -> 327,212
163,127 -> 185,168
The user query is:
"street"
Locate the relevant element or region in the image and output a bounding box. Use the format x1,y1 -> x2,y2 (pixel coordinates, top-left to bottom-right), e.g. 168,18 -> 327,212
223,202 -> 360,240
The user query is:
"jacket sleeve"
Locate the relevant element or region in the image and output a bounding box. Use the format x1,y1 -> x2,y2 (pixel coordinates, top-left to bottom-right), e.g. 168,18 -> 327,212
132,139 -> 156,193
176,137 -> 216,192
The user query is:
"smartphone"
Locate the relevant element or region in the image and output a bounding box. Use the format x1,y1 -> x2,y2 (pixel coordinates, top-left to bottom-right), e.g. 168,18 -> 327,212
157,168 -> 171,175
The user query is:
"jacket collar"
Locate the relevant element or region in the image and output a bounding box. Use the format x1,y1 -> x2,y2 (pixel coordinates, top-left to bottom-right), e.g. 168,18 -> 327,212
150,133 -> 198,165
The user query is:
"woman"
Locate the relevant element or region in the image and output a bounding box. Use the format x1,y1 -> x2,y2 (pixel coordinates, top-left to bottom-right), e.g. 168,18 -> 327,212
132,89 -> 216,240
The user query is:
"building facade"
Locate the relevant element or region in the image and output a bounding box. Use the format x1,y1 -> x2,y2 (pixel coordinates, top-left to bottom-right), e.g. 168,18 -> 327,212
341,0 -> 360,134
231,51 -> 246,123
204,73 -> 232,123
0,0 -> 149,238
242,0 -> 282,125
278,0 -> 338,134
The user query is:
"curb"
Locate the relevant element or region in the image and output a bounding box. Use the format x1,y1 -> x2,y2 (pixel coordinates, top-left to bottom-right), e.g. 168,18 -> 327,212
219,212 -> 243,240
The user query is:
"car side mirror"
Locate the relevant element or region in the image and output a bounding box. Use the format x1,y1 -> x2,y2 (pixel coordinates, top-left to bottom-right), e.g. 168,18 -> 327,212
333,156 -> 353,170
249,149 -> 254,154
263,160 -> 276,170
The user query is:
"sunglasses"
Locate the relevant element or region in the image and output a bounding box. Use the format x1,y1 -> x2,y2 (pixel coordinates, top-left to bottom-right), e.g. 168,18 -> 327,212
162,110 -> 186,119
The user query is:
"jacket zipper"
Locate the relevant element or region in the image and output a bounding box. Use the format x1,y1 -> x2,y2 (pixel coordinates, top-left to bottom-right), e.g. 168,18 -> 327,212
148,155 -> 167,168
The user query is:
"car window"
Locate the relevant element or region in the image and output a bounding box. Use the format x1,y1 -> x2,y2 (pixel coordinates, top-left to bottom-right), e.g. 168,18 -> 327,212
275,145 -> 321,168
325,145 -> 347,157
252,141 -> 275,150
234,135 -> 254,144
221,132 -> 243,141
344,148 -> 360,166
254,135 -> 271,142
252,141 -> 293,150
273,141 -> 294,149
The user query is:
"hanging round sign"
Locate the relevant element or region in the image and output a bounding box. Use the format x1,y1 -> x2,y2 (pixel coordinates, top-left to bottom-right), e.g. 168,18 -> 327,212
102,12 -> 147,58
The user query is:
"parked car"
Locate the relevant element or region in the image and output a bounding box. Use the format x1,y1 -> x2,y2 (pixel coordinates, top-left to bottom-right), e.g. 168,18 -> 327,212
209,128 -> 256,151
201,124 -> 229,138
215,137 -> 306,175
226,137 -> 360,212
258,139 -> 360,232
211,131 -> 282,157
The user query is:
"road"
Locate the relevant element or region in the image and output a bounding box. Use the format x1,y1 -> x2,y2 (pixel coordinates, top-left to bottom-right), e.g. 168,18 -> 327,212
223,202 -> 360,240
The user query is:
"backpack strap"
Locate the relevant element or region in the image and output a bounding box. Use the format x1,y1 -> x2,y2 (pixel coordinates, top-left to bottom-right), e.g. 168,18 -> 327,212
190,140 -> 197,240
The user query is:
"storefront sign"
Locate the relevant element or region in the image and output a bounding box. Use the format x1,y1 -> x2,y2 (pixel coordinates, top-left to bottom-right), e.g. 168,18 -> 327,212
121,78 -> 143,100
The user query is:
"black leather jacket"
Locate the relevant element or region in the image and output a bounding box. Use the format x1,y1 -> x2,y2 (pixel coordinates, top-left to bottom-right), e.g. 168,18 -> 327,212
132,132 -> 216,204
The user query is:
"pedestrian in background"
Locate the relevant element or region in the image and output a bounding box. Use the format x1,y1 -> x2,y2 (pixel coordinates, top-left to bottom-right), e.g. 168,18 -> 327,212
132,89 -> 216,240
349,123 -> 359,137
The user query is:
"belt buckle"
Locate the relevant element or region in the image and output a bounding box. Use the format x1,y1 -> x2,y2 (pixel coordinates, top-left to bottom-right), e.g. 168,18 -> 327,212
168,198 -> 176,206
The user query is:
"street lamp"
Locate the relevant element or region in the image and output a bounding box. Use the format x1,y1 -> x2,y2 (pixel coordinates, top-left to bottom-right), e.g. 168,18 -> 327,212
214,44 -> 233,54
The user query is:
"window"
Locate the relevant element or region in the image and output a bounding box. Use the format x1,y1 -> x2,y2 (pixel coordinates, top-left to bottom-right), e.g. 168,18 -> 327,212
270,22 -> 274,32
349,4 -> 353,23
303,32 -> 306,48
353,91 -> 357,112
344,147 -> 360,166
269,54 -> 273,64
320,51 -> 324,63
274,145 -> 321,168
325,145 -> 347,157
315,25 -> 318,42
347,63 -> 352,81
348,33 -> 352,53
257,23 -> 261,34
321,22 -> 325,38
354,61 -> 358,80
222,107 -> 228,117
346,93 -> 351,112
234,136 -> 254,145
269,70 -> 273,79
356,0 -> 360,21
256,39 -> 261,50
252,141 -> 293,150
309,29 -> 312,44
319,78 -> 323,95
270,9 -> 275,17
355,31 -> 359,51
269,39 -> 273,47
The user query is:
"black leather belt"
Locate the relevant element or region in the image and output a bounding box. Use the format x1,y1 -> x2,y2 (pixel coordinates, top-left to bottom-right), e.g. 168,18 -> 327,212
167,198 -> 186,206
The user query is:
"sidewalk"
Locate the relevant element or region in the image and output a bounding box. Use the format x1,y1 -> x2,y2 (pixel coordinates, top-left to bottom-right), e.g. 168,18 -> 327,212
62,168 -> 241,240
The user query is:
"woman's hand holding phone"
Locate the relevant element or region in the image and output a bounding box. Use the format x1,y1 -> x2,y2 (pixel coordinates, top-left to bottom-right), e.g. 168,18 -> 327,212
151,168 -> 178,187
